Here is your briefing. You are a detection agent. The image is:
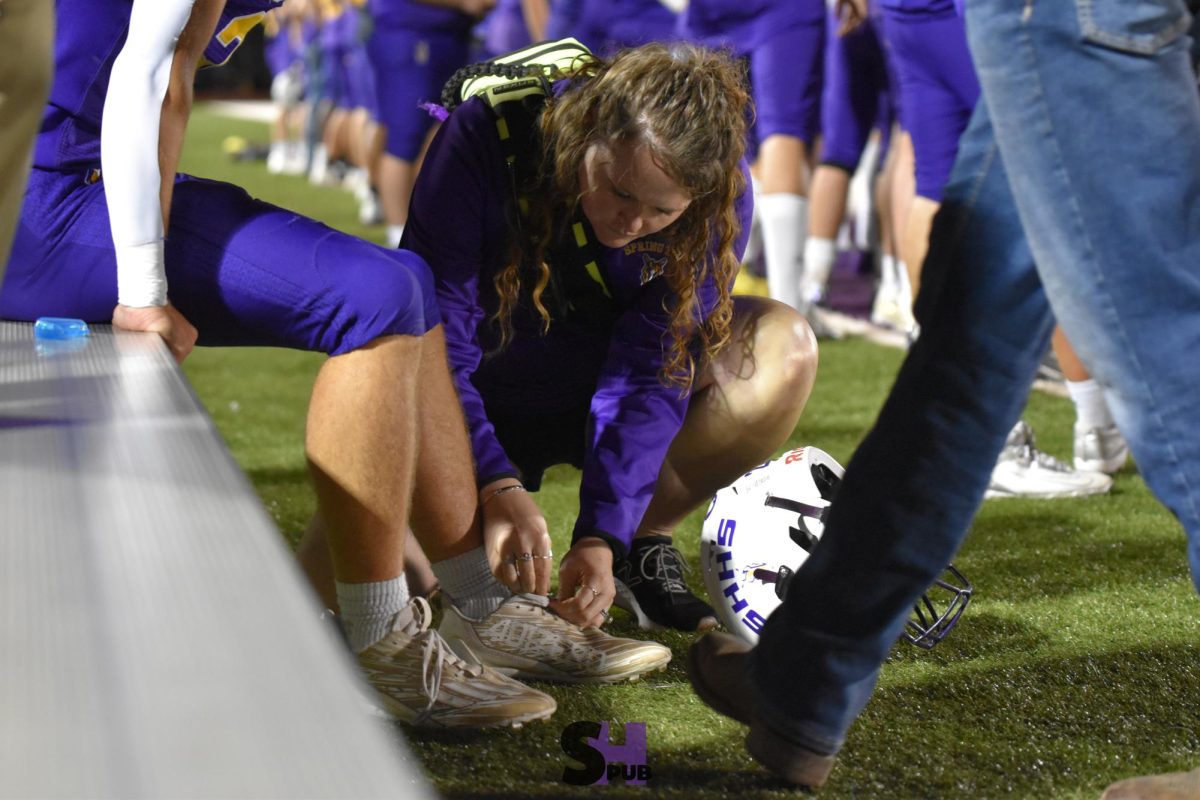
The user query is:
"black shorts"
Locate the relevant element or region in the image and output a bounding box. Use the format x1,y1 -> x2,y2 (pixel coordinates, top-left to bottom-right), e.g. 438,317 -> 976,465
485,402 -> 589,491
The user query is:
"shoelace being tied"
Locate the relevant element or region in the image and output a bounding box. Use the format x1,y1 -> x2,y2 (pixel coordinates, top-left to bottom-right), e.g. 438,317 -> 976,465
404,598 -> 482,714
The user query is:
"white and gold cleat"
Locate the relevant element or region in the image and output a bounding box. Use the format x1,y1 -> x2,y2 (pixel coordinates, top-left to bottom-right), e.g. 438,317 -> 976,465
356,597 -> 557,729
440,593 -> 672,684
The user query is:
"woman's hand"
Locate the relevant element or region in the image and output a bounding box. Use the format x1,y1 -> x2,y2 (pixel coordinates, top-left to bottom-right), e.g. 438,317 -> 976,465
480,479 -> 554,595
552,536 -> 614,628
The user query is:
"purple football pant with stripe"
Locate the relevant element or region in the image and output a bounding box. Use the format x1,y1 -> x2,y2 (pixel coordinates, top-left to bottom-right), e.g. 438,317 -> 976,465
2,169 -> 437,355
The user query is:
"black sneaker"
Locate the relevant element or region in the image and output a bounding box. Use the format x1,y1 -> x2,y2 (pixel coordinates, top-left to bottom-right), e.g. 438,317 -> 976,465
613,535 -> 719,632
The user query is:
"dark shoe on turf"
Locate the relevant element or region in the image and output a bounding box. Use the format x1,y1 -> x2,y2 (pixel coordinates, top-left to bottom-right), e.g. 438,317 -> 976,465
613,535 -> 719,632
1100,767 -> 1200,799
687,632 -> 838,789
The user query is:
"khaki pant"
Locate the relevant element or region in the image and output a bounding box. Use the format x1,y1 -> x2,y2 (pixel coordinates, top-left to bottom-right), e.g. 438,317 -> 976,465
0,0 -> 54,276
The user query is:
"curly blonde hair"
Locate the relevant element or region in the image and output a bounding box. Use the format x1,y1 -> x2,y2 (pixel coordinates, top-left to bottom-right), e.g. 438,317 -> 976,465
490,42 -> 750,389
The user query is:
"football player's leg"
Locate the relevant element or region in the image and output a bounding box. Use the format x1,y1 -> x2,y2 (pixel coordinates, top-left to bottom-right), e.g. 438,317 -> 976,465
806,15 -> 886,313
887,10 -> 979,303
162,174 -> 432,609
368,26 -> 465,248
753,23 -> 823,313
165,175 -> 557,727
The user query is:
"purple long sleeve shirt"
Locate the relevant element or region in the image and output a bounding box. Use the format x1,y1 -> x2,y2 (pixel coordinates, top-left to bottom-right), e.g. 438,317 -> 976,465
404,92 -> 752,554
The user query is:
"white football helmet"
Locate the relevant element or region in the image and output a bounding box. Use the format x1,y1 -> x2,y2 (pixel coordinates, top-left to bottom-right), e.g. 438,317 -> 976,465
700,446 -> 972,648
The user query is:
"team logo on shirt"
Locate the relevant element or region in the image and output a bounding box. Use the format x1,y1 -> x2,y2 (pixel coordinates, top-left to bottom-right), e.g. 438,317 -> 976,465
639,254 -> 668,285
623,239 -> 668,284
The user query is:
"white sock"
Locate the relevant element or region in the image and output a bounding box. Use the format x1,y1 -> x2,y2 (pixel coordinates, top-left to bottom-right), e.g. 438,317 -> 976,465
386,224 -> 404,249
309,144 -> 329,184
801,236 -> 837,306
431,547 -> 511,621
849,137 -> 881,251
877,253 -> 897,297
742,175 -> 764,266
895,259 -> 916,329
1066,378 -> 1115,431
267,141 -> 286,172
336,575 -> 410,653
759,192 -> 808,311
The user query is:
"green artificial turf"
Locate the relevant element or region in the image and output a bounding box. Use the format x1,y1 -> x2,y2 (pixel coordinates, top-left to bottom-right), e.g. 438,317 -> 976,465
180,105 -> 1200,799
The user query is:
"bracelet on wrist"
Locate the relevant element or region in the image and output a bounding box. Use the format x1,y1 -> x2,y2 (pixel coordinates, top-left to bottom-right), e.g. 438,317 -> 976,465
482,483 -> 526,506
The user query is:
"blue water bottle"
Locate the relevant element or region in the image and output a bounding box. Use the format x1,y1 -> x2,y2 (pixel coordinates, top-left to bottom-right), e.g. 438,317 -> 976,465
34,317 -> 90,340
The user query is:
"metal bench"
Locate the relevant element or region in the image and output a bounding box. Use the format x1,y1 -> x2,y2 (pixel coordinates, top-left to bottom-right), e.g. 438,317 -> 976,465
0,322 -> 430,798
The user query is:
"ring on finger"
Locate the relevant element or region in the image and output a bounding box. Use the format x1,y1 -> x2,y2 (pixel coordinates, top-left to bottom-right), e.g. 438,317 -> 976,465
516,552 -> 533,562
581,584 -> 600,598
533,552 -> 554,560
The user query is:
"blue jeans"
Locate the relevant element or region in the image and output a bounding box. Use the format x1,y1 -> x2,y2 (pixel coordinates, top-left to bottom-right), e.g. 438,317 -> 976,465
752,0 -> 1200,755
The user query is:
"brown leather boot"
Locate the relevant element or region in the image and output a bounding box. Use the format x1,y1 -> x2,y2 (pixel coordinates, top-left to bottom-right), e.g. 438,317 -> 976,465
687,632 -> 838,789
1100,768 -> 1200,799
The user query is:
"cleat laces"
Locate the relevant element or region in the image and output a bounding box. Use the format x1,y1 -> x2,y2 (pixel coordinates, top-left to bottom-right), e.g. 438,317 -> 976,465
637,542 -> 691,594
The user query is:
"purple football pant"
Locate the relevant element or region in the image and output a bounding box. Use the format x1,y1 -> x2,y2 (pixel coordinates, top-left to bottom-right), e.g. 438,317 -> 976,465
749,19 -> 825,146
881,8 -> 980,200
2,169 -> 438,355
819,13 -> 893,172
368,26 -> 469,161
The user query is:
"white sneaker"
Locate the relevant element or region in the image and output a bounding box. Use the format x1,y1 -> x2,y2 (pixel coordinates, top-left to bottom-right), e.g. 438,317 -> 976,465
439,593 -> 672,684
1074,423 -> 1129,474
355,597 -> 557,729
986,420 -> 1113,499
266,143 -> 287,175
358,188 -> 383,226
803,303 -> 842,341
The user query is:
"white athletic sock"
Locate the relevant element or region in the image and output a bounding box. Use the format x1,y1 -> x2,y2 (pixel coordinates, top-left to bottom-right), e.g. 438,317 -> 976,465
431,547 -> 511,622
895,259 -> 917,330
308,143 -> 329,184
267,141 -> 286,173
336,575 -> 410,653
760,192 -> 808,311
742,175 -> 764,266
1066,378 -> 1115,431
801,236 -> 837,306
878,253 -> 898,296
386,224 -> 404,249
849,136 -> 881,252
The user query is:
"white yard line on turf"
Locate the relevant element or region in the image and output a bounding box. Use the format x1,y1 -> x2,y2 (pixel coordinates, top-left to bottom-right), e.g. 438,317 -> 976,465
202,99 -> 275,123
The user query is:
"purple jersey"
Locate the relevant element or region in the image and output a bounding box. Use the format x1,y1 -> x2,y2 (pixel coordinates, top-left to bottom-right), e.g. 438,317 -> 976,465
35,0 -> 281,171
680,0 -> 824,53
403,92 -> 753,550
